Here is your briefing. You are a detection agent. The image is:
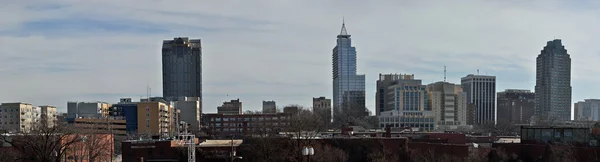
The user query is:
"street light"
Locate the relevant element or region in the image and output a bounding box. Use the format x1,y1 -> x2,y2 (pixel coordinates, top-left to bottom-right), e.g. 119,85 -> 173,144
302,146 -> 314,162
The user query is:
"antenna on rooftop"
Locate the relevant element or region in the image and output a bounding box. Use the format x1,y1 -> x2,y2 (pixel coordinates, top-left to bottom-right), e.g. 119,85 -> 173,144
444,65 -> 447,82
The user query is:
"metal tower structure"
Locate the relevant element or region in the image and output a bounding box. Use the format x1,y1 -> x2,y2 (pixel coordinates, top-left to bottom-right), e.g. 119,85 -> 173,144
179,134 -> 196,162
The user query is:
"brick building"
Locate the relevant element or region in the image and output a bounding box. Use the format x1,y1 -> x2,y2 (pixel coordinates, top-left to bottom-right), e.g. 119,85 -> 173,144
203,113 -> 291,137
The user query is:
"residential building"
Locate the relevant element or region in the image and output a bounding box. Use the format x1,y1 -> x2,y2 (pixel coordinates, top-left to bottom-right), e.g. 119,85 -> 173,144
67,101 -> 111,118
427,81 -> 469,130
497,89 -> 535,124
109,98 -> 139,135
137,101 -> 175,137
262,101 -> 277,114
461,74 -> 496,125
203,113 -> 291,137
217,99 -> 242,115
574,99 -> 600,121
162,37 -> 202,102
39,105 -> 57,127
313,97 -> 332,124
376,73 -> 415,115
332,21 -> 366,120
0,102 -> 38,133
379,76 -> 436,131
535,39 -> 572,122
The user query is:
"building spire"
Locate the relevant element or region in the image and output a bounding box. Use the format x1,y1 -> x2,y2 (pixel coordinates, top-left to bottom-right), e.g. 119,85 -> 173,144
340,18 -> 348,35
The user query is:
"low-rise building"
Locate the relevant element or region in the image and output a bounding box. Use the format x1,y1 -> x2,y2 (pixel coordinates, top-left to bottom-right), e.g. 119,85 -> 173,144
203,113 -> 291,137
217,99 -> 242,115
66,116 -> 127,136
67,101 -> 111,118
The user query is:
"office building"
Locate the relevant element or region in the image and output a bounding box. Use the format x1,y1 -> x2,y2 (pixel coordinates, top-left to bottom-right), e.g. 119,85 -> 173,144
109,98 -> 139,134
0,102 -> 39,133
535,39 -> 572,122
313,97 -> 332,124
376,73 -> 415,115
262,101 -> 277,114
574,99 -> 600,121
461,74 -> 496,125
172,97 -> 201,132
162,37 -> 202,101
427,81 -> 468,130
379,76 -> 435,131
67,101 -> 111,118
217,99 -> 242,115
39,105 -> 57,127
332,21 -> 366,119
497,89 -> 535,124
137,101 -> 176,137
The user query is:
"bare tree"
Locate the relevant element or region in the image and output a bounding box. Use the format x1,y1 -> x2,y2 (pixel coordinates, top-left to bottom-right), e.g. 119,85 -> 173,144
311,145 -> 349,162
333,102 -> 376,129
0,121 -> 83,162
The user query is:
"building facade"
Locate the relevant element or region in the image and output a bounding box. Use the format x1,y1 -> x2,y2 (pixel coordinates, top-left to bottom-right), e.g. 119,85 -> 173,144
39,105 -> 57,127
262,101 -> 276,114
461,74 -> 496,125
535,39 -> 572,122
162,37 -> 202,102
137,101 -> 176,137
0,103 -> 38,133
203,113 -> 291,137
376,73 -> 415,115
427,81 -> 468,129
379,76 -> 436,131
497,89 -> 535,124
66,116 -> 127,136
67,101 -> 110,119
574,99 -> 600,121
217,99 -> 242,115
170,97 -> 201,132
332,22 -> 366,120
110,98 -> 139,134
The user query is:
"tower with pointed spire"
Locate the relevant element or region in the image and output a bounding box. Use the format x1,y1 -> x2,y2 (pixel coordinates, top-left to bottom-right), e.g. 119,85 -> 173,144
332,20 -> 366,120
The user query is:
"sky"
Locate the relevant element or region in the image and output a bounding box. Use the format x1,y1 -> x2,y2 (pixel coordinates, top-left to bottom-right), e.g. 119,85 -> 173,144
1,0 -> 600,116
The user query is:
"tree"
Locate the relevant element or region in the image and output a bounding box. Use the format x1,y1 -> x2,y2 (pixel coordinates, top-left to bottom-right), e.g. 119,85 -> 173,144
0,121 -> 83,162
311,145 -> 349,162
332,102 -> 376,129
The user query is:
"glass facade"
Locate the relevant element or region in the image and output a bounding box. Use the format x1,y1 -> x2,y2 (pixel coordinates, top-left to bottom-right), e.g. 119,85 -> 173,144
332,23 -> 366,118
535,39 -> 572,121
162,37 -> 202,100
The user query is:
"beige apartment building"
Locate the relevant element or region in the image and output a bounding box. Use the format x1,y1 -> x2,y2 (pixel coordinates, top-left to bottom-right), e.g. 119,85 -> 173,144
137,101 -> 175,137
0,103 -> 39,133
39,105 -> 58,127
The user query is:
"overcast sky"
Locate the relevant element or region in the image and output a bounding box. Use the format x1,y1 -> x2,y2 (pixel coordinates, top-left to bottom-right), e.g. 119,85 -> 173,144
1,0 -> 599,115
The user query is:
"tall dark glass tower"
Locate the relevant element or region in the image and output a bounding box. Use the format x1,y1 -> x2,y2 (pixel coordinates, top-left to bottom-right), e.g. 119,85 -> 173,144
332,21 -> 366,119
162,37 -> 202,101
535,39 -> 572,121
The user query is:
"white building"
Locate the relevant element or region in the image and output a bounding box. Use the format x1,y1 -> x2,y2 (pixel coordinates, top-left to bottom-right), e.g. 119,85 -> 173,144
461,74 -> 496,125
67,101 -> 110,118
40,105 -> 58,127
574,99 -> 600,121
172,97 -> 201,132
0,102 -> 40,133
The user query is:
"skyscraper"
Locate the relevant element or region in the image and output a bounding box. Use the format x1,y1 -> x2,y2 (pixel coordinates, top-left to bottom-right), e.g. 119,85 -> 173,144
497,89 -> 535,125
535,39 -> 572,122
162,37 -> 202,100
376,73 -> 415,116
332,21 -> 366,119
461,74 -> 496,125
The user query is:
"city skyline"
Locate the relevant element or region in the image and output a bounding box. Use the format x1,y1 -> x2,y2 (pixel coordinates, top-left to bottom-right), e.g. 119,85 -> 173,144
2,1 -> 600,116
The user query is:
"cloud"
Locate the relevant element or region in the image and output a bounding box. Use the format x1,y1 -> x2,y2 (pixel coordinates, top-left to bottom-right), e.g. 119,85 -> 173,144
0,0 -> 599,116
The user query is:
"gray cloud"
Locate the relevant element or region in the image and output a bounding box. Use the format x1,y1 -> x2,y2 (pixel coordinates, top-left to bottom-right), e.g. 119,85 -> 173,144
0,0 -> 599,114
